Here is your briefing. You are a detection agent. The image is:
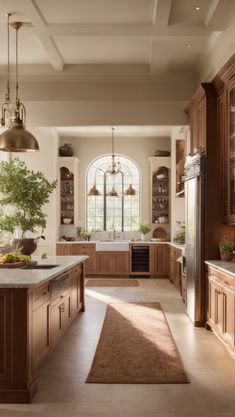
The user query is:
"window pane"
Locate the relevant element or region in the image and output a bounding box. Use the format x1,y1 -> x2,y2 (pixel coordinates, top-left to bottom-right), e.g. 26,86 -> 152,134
87,154 -> 140,231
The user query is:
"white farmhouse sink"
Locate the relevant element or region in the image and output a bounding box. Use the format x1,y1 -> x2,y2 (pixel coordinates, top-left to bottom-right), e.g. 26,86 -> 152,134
96,241 -> 129,251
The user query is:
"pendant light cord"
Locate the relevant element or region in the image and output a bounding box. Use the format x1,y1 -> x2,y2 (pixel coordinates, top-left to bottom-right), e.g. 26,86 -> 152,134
15,25 -> 19,103
6,13 -> 11,101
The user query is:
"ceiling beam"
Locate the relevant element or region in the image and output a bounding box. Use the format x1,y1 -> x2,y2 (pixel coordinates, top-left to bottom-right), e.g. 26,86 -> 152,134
153,0 -> 172,27
45,23 -> 211,37
18,0 -> 64,71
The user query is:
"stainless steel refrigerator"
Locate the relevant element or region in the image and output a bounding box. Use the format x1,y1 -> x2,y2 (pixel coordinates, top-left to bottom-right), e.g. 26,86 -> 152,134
184,153 -> 205,326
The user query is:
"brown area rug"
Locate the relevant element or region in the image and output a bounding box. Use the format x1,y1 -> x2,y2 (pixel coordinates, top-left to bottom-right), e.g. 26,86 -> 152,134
86,279 -> 139,287
86,302 -> 189,384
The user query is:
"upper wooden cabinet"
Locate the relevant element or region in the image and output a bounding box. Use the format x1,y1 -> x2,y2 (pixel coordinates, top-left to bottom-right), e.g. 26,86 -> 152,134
215,59 -> 235,224
227,85 -> 235,222
185,83 -> 217,154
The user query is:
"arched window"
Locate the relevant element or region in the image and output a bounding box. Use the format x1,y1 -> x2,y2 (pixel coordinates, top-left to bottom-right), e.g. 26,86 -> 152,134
87,155 -> 140,232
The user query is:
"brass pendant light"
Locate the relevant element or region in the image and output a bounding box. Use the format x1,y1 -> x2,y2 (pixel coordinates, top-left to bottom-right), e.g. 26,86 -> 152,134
0,16 -> 39,152
88,184 -> 102,196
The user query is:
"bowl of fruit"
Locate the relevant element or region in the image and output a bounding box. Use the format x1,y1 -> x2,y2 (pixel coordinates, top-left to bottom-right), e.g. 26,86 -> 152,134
0,251 -> 31,268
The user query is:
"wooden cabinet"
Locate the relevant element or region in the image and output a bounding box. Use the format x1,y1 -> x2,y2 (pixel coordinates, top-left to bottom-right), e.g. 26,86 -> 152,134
32,283 -> 50,371
185,83 -> 217,154
149,157 -> 171,226
56,243 -> 71,255
71,243 -> 96,274
226,83 -> 235,222
70,264 -> 83,316
151,244 -> 169,276
176,140 -> 185,197
50,272 -> 72,348
96,251 -> 129,276
169,247 -> 182,291
207,266 -> 235,354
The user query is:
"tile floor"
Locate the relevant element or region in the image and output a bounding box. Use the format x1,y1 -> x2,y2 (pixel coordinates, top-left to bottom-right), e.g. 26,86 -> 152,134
1,278 -> 235,417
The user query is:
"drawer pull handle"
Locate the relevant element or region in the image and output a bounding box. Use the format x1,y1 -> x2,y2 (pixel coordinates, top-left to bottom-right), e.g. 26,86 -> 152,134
42,291 -> 48,295
59,304 -> 65,312
60,295 -> 64,299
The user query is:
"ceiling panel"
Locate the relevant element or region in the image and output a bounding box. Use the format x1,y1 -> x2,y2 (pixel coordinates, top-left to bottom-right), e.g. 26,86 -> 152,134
169,0 -> 214,25
35,0 -> 154,24
54,36 -> 151,64
151,36 -> 209,71
0,30 -> 50,65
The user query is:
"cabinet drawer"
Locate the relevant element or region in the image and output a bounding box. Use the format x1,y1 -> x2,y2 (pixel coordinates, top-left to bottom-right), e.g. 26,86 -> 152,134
72,243 -> 95,251
33,283 -> 50,311
208,267 -> 235,290
51,273 -> 71,305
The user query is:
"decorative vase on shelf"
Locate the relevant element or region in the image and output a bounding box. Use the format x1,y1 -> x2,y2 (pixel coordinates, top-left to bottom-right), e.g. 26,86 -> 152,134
59,143 -> 74,157
141,233 -> 145,241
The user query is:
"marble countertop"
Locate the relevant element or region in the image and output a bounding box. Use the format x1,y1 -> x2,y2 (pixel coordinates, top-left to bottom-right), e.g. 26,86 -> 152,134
57,240 -> 185,249
205,260 -> 235,278
0,255 -> 88,289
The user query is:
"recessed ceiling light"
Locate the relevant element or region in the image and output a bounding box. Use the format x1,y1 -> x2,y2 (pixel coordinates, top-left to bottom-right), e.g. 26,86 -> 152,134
185,44 -> 192,48
195,6 -> 200,10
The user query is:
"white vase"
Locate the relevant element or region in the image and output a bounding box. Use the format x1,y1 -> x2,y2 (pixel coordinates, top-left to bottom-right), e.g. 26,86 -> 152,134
141,233 -> 145,241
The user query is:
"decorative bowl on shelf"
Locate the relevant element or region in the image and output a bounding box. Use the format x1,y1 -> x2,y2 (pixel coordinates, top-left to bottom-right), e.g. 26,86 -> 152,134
62,218 -> 72,225
156,174 -> 166,180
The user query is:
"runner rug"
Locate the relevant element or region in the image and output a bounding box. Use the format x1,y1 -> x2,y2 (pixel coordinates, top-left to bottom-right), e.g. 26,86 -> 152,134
86,279 -> 139,287
86,302 -> 189,384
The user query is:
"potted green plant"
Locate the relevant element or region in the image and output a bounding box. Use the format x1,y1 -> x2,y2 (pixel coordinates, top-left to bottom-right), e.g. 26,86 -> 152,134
174,221 -> 185,244
0,158 -> 57,255
138,221 -> 151,241
219,236 -> 235,262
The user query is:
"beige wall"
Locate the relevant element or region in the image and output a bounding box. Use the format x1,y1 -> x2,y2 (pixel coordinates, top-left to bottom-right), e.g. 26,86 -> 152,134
59,134 -> 171,229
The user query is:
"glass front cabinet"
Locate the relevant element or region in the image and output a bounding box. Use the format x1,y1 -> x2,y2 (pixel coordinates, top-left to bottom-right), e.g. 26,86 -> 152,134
149,157 -> 171,237
58,157 -> 79,227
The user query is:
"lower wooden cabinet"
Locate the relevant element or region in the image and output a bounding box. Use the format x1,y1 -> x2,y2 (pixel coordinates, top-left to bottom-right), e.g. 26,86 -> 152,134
169,247 -> 182,291
32,300 -> 50,371
151,244 -> 169,276
96,251 -> 129,275
207,266 -> 235,354
56,244 -> 71,255
71,244 -> 96,274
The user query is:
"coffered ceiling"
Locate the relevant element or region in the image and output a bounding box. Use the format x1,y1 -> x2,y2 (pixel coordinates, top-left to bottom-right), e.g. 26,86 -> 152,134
0,0 -> 234,80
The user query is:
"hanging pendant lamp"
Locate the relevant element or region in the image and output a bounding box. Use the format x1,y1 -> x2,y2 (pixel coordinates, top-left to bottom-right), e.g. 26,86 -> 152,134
0,18 -> 39,152
88,184 -> 102,196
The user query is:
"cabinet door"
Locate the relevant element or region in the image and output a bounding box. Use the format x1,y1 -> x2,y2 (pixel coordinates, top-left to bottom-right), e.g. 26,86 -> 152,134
32,301 -> 50,371
218,92 -> 228,221
190,108 -> 198,152
197,98 -> 206,149
112,252 -> 129,275
224,286 -> 235,346
153,245 -> 169,276
71,244 -> 96,274
227,84 -> 235,223
209,277 -> 226,336
96,252 -> 112,274
50,300 -> 63,347
61,292 -> 71,330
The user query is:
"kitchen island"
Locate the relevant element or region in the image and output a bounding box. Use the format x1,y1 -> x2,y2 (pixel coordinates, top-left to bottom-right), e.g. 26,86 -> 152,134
0,255 -> 87,403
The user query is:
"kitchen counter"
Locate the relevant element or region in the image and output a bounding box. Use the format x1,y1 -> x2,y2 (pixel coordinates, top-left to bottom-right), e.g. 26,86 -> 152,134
0,255 -> 88,288
57,240 -> 185,248
0,255 -> 86,403
205,260 -> 235,279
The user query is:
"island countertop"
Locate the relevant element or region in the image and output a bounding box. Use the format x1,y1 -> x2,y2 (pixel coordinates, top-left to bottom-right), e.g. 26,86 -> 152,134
0,255 -> 88,288
205,259 -> 235,279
